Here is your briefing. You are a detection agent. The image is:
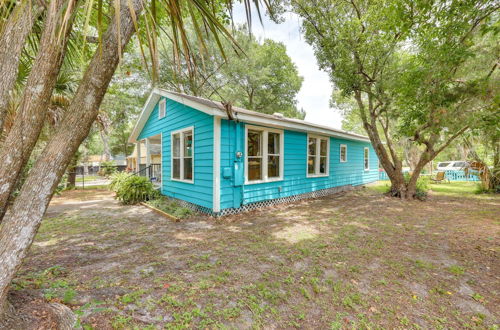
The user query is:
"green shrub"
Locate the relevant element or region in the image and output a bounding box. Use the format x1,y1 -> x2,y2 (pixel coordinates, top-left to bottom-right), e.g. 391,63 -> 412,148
403,173 -> 429,200
146,196 -> 193,218
114,175 -> 158,205
109,172 -> 132,192
415,176 -> 430,199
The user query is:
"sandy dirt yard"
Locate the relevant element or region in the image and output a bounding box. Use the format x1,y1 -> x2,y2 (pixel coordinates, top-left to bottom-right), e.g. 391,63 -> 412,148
9,184 -> 500,329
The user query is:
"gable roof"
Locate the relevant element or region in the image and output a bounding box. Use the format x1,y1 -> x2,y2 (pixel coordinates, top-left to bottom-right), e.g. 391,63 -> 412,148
129,88 -> 371,143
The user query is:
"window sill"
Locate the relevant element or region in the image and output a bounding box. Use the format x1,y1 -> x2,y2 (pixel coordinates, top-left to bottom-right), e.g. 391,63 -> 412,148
171,178 -> 194,184
245,177 -> 283,185
307,174 -> 329,178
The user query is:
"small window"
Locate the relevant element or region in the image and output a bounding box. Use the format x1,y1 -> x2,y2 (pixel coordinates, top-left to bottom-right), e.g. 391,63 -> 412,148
246,126 -> 283,183
307,135 -> 329,177
307,138 -> 317,175
267,132 -> 281,179
159,99 -> 166,119
364,147 -> 369,171
171,127 -> 193,182
340,144 -> 347,162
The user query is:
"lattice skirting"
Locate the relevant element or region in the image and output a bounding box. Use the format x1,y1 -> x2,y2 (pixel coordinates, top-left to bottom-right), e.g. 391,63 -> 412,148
167,184 -> 357,217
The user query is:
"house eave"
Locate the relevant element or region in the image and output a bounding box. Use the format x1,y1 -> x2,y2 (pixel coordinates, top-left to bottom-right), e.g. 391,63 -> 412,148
129,88 -> 371,144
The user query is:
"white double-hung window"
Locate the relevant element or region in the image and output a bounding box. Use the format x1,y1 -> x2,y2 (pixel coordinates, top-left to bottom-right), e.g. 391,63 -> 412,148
171,127 -> 193,183
245,125 -> 284,184
307,134 -> 329,177
364,147 -> 369,171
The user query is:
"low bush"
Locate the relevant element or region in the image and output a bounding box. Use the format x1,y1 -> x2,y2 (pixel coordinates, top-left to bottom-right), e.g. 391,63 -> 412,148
146,196 -> 193,218
402,173 -> 430,200
415,176 -> 430,200
112,174 -> 158,205
109,172 -> 131,192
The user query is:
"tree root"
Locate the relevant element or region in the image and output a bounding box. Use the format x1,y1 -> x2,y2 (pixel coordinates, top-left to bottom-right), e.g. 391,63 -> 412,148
0,291 -> 77,330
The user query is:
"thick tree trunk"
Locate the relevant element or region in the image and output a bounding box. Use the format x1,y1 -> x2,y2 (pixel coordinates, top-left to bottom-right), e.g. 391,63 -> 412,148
0,1 -> 44,133
0,0 -> 143,318
0,0 -> 75,219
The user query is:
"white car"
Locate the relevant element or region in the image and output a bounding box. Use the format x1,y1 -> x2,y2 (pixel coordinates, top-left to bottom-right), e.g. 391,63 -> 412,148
436,161 -> 469,171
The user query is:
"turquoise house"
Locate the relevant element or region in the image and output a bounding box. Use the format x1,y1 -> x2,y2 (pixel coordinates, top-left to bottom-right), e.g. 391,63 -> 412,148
129,89 -> 379,216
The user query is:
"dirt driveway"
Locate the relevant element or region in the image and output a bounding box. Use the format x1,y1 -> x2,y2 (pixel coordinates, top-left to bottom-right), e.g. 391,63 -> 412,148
12,187 -> 500,329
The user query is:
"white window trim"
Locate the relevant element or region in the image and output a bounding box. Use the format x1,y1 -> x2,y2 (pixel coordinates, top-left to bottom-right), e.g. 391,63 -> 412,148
340,144 -> 347,162
307,134 -> 330,178
158,98 -> 166,119
212,117 -> 221,212
244,125 -> 284,185
364,147 -> 369,171
160,132 -> 163,191
171,126 -> 194,183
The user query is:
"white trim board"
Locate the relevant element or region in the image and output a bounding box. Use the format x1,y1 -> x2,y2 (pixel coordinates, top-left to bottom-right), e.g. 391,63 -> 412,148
129,88 -> 371,143
213,116 -> 221,212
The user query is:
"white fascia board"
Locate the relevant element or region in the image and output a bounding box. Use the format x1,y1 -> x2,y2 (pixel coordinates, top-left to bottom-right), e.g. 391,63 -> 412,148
234,113 -> 371,143
128,89 -> 224,144
212,116 -> 221,213
154,88 -> 224,117
129,88 -> 370,144
128,92 -> 161,143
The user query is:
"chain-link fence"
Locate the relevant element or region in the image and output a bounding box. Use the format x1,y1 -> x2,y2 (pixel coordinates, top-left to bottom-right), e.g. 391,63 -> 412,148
65,165 -> 127,189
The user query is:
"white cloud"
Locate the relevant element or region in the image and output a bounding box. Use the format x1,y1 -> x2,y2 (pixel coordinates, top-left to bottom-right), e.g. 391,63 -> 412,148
232,6 -> 343,129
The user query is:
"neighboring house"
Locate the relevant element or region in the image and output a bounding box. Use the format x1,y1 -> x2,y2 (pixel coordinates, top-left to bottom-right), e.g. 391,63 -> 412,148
126,142 -> 161,171
78,154 -> 127,175
129,88 -> 379,215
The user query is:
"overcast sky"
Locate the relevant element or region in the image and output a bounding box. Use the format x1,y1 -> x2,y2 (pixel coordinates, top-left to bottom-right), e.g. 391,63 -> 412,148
232,5 -> 343,129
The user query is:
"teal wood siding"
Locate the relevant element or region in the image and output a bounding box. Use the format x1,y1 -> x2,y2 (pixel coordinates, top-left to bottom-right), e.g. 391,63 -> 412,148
220,122 -> 378,209
220,120 -> 243,210
137,97 -> 213,209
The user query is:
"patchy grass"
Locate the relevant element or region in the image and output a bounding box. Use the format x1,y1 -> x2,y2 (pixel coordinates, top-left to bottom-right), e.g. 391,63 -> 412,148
75,175 -> 101,182
428,181 -> 480,196
370,180 -> 483,198
13,185 -> 500,328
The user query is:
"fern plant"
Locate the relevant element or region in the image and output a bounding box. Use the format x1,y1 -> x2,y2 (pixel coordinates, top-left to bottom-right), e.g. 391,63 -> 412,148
114,175 -> 158,205
109,172 -> 132,192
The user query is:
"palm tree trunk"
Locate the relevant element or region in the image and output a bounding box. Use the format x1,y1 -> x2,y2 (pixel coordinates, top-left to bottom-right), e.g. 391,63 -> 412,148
0,1 -> 44,134
0,0 -> 143,318
0,0 -> 76,219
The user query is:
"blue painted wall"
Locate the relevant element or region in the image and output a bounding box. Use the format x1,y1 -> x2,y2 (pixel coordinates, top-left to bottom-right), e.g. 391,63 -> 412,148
137,97 -> 213,209
220,121 -> 378,209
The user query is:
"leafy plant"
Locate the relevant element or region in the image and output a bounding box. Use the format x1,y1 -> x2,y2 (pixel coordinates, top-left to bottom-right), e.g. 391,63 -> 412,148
404,173 -> 429,200
146,196 -> 193,218
113,175 -> 158,205
109,172 -> 132,192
